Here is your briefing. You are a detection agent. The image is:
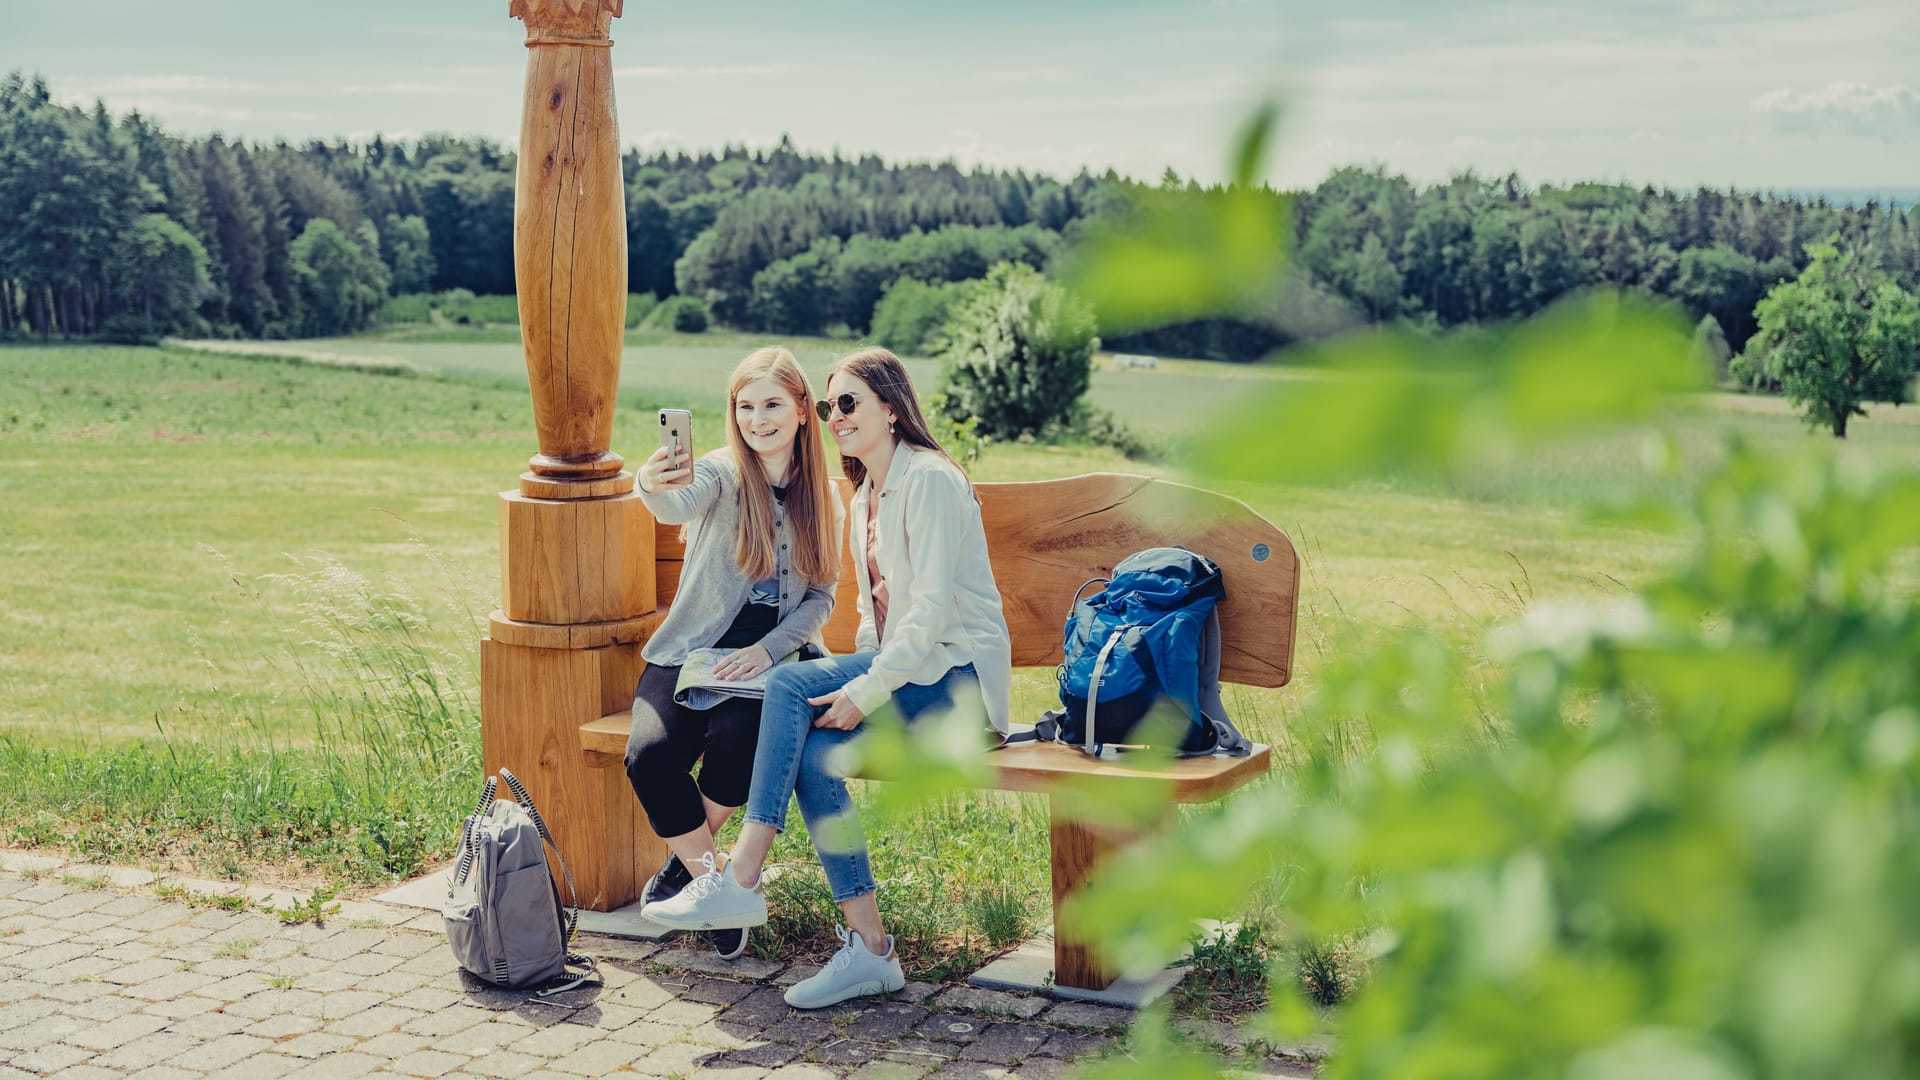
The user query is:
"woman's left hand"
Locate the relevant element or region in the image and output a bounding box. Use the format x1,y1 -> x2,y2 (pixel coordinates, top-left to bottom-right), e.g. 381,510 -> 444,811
714,645 -> 773,682
808,689 -> 865,730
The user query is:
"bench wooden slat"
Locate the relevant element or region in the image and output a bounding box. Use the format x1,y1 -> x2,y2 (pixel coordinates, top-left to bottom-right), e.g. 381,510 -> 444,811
580,709 -> 1268,802
652,472 -> 1298,688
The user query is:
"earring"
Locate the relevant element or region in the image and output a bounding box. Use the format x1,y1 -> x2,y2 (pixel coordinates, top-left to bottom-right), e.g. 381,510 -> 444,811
888,419 -> 896,434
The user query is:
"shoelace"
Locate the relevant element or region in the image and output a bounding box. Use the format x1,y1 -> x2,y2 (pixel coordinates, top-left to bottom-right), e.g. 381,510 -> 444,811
828,924 -> 857,971
684,851 -> 723,901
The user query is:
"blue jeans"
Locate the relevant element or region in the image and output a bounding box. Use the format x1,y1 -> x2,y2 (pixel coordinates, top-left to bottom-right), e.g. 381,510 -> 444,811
744,651 -> 983,902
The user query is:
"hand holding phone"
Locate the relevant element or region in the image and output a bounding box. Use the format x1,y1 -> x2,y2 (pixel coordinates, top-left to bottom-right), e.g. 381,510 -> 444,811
642,408 -> 694,491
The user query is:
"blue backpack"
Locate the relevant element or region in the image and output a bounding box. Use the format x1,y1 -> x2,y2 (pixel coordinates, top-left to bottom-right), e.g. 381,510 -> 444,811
1023,547 -> 1252,758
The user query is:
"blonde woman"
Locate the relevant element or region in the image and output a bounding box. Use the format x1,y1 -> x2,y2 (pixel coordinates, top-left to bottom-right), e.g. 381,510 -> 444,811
646,347 -> 1012,1006
626,346 -> 843,959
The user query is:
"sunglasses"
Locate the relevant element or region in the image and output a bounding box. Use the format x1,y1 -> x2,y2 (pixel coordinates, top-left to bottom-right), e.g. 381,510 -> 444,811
814,393 -> 864,422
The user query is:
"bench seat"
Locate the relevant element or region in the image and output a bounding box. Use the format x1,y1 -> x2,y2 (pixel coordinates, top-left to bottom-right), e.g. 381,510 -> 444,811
579,710 -> 1270,801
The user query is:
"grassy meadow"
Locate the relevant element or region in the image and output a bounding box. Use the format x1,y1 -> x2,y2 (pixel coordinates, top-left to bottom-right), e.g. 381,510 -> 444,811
5,334 -> 1920,985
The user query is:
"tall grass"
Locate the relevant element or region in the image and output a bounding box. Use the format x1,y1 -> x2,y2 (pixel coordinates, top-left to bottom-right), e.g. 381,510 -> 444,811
0,549 -> 482,886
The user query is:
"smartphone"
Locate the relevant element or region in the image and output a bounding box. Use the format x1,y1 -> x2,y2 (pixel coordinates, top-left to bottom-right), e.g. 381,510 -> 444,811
657,408 -> 693,487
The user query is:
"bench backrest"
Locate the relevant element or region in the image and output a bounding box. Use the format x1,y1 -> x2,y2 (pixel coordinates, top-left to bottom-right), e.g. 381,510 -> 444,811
652,472 -> 1298,688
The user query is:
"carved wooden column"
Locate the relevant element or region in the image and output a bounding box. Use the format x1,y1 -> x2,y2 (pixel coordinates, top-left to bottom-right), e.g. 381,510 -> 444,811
480,0 -> 664,911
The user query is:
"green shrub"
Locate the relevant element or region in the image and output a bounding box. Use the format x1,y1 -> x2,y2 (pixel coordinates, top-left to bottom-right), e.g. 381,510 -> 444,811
646,294 -> 711,334
937,262 -> 1099,439
625,292 -> 658,329
871,277 -> 985,356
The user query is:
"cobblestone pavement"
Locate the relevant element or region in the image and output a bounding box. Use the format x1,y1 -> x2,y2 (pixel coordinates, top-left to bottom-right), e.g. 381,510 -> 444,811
0,868 -> 1316,1079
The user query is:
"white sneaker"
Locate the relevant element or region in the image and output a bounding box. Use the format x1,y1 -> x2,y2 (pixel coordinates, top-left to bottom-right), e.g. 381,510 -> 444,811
784,925 -> 905,1009
639,853 -> 768,931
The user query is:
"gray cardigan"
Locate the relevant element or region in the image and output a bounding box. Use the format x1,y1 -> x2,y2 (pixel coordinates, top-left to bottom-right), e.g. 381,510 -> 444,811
638,449 -> 841,667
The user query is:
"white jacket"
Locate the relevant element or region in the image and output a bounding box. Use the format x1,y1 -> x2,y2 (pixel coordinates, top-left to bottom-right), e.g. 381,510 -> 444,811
839,443 -> 1013,733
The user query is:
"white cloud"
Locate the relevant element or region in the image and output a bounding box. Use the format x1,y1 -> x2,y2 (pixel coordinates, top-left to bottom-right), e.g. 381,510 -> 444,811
1751,82 -> 1920,139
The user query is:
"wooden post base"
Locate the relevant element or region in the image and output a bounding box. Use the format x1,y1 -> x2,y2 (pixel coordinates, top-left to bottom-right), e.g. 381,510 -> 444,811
1049,799 -> 1146,992
480,638 -> 663,911
483,483 -> 662,913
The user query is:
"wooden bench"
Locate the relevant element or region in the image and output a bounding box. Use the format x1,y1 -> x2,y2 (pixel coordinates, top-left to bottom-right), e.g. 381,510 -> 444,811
570,472 -> 1298,994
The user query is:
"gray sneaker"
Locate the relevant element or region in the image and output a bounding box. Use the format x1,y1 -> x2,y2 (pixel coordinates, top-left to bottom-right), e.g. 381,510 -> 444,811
783,925 -> 904,1009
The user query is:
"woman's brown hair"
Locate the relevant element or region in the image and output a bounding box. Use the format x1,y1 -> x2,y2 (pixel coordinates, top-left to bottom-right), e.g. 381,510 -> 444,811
724,347 -> 838,586
826,346 -> 966,490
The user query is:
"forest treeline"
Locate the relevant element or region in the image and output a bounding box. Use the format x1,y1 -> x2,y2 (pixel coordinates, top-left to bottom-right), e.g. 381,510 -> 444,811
4,70 -> 1916,360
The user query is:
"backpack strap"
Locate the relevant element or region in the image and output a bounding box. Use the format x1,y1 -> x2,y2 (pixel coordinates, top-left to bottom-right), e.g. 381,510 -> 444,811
1196,610 -> 1252,758
1083,629 -> 1127,758
451,775 -> 499,886
497,768 -> 584,944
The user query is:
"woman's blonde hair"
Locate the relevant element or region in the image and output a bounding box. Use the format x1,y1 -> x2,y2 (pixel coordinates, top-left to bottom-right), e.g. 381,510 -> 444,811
725,346 -> 837,586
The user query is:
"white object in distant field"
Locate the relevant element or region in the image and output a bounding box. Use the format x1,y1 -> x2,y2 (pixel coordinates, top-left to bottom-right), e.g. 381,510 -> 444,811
1113,353 -> 1160,370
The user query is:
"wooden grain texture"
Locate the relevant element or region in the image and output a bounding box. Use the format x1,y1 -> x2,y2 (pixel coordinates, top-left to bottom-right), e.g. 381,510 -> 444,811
652,473 -> 1298,684
597,641 -> 646,718
511,0 -> 627,478
519,470 -> 635,500
500,490 -> 653,624
487,609 -> 663,651
482,638 -> 654,910
1049,807 -> 1139,990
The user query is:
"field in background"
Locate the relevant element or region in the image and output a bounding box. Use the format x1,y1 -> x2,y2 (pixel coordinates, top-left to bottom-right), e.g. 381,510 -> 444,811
4,338 -> 1919,977
12,338 -> 1920,748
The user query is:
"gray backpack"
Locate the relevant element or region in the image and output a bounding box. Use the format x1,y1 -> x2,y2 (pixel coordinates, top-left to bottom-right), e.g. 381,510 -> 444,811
442,769 -> 600,996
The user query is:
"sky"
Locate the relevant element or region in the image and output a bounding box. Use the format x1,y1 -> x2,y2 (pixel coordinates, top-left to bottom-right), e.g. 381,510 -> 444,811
6,0 -> 1918,194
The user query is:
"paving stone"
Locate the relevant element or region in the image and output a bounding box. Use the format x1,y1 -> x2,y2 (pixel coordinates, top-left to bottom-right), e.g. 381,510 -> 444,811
931,987 -> 1049,1020
372,932 -> 443,960
337,949 -> 405,976
141,992 -> 223,1021
1031,1030 -> 1114,1059
762,1065 -> 841,1080
197,972 -> 274,1002
126,970 -> 220,1000
11,1042 -> 98,1073
916,1013 -> 988,1044
509,1022 -> 603,1059
579,936 -> 659,963
547,1037 -> 648,1075
1005,1057 -> 1074,1080
602,1018 -> 683,1047
162,1009 -> 253,1038
848,1063 -> 931,1080
957,1023 -> 1053,1065
845,1003 -> 932,1043
45,956 -> 121,984
762,1014 -> 834,1046
649,946 -> 785,981
386,1048 -> 470,1077
0,853 -> 65,875
809,1036 -> 886,1068
122,1067 -> 204,1080
66,1011 -> 170,1050
1038,1002 -> 1130,1031
399,1004 -> 492,1038
683,976 -> 759,1006
243,1013 -> 323,1039
896,982 -> 940,1005
391,986 -> 463,1012
118,906 -> 191,932
285,967 -> 363,993
226,988 -> 324,1020
98,957 -> 184,987
324,1003 -> 425,1038
459,1049 -> 548,1078
170,1033 -> 275,1071
629,1039 -> 726,1076
39,981 -> 104,1005
647,997 -> 722,1029
721,1041 -> 804,1069
429,1017 -> 528,1056
275,1052 -> 390,1079
350,1032 -> 433,1060
922,1064 -> 1020,1080
680,1018 -> 766,1050
203,1051 -> 302,1079
295,928 -> 388,962
602,975 -> 676,1012
274,1031 -> 358,1059
89,1030 -> 204,1071
879,1039 -> 958,1067
0,997 -> 61,1030
773,964 -> 819,987
1251,1058 -> 1317,1079
61,995 -> 143,1023
193,957 -> 265,979
55,913 -> 122,935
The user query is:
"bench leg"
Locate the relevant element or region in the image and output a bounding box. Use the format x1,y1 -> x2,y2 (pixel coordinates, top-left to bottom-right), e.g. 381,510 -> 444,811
1048,798 -> 1142,992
